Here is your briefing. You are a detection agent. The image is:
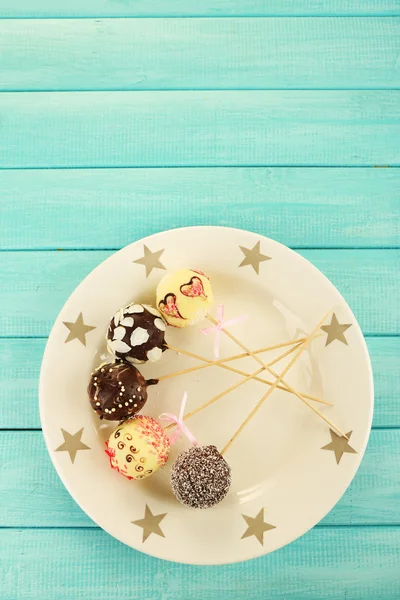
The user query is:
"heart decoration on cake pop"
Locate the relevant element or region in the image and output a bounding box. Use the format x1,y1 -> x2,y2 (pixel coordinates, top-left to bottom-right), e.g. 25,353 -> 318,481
180,276 -> 207,299
156,268 -> 213,327
157,293 -> 185,322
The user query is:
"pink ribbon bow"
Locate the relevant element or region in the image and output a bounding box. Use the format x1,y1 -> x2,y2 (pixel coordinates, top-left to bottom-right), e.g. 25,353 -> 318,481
201,304 -> 248,358
159,392 -> 198,446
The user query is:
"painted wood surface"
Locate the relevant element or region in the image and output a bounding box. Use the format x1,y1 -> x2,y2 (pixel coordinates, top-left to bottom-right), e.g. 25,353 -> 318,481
0,250 -> 398,337
2,429 -> 399,528
1,18 -> 399,91
1,3 -> 399,597
1,528 -> 399,600
0,91 -> 399,168
0,1 -> 399,18
1,336 -> 398,430
1,168 -> 399,250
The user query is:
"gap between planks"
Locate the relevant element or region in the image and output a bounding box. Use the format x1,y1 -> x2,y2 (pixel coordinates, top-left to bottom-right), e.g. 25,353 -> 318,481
1,426 -> 399,432
1,247 -> 400,252
1,523 -> 399,529
0,165 -> 398,171
0,15 -> 399,19
1,333 -> 399,339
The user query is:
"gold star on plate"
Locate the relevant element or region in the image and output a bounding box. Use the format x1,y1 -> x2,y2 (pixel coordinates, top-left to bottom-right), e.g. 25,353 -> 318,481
133,244 -> 166,277
63,313 -> 96,346
132,504 -> 167,543
55,428 -> 90,464
241,508 -> 275,545
321,313 -> 352,346
321,429 -> 357,464
239,241 -> 271,274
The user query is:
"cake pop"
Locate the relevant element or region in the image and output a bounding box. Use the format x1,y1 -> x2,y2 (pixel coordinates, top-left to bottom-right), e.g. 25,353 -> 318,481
88,360 -> 157,421
105,415 -> 170,480
107,303 -> 167,363
170,445 -> 231,509
156,269 -> 213,328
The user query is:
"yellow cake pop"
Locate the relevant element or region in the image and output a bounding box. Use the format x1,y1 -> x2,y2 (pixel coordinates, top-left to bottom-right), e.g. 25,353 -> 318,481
156,269 -> 213,328
105,416 -> 170,480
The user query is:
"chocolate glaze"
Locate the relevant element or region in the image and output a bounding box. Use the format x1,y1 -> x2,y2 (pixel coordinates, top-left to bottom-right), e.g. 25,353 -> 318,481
88,360 -> 157,421
107,304 -> 167,363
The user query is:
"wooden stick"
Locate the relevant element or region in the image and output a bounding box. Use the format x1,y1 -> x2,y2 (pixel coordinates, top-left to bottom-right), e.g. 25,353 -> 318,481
213,364 -> 332,405
221,385 -> 278,456
157,351 -> 235,382
220,310 -> 342,454
165,366 -> 265,430
159,336 -> 312,382
207,312 -> 330,404
165,342 -> 331,406
164,342 -> 304,431
162,335 -> 316,380
215,309 -> 347,451
221,336 -> 310,360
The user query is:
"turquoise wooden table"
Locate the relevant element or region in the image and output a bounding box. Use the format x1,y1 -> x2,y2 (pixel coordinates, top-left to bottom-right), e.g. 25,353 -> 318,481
1,2 -> 399,598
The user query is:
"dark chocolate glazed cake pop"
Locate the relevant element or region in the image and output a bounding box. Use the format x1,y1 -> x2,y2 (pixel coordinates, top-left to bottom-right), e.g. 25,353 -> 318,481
88,360 -> 157,421
107,303 -> 167,364
170,445 -> 231,509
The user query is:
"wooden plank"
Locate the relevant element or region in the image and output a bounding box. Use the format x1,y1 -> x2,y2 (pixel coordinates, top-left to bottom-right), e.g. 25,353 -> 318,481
1,18 -> 399,91
1,431 -> 92,527
0,250 -> 398,337
300,250 -> 400,335
1,337 -> 398,430
0,527 -> 399,599
0,1 -> 398,17
1,168 -> 399,250
0,91 -> 398,168
2,430 -> 399,528
0,338 -> 43,430
369,337 -> 400,428
320,429 -> 400,525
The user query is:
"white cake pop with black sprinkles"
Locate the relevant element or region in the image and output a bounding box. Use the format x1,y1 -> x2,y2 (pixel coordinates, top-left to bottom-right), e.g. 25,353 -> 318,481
170,445 -> 231,509
107,303 -> 167,364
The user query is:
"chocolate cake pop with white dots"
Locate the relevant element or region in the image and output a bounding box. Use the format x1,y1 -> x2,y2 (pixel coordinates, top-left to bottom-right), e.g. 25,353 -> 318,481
106,303 -> 167,364
88,361 -> 157,421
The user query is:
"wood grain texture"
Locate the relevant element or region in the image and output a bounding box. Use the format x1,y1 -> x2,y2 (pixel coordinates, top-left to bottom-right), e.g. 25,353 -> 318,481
0,4 -> 398,595
1,18 -> 399,91
2,430 -> 399,528
0,1 -> 398,17
0,250 -> 398,337
1,168 -> 399,250
0,91 -> 399,168
1,527 -> 399,599
1,337 -> 398,430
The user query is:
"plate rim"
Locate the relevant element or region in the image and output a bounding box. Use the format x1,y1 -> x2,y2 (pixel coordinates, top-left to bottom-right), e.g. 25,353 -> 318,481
39,225 -> 374,565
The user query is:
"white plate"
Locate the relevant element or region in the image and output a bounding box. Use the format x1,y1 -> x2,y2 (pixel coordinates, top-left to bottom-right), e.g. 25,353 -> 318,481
40,226 -> 373,565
